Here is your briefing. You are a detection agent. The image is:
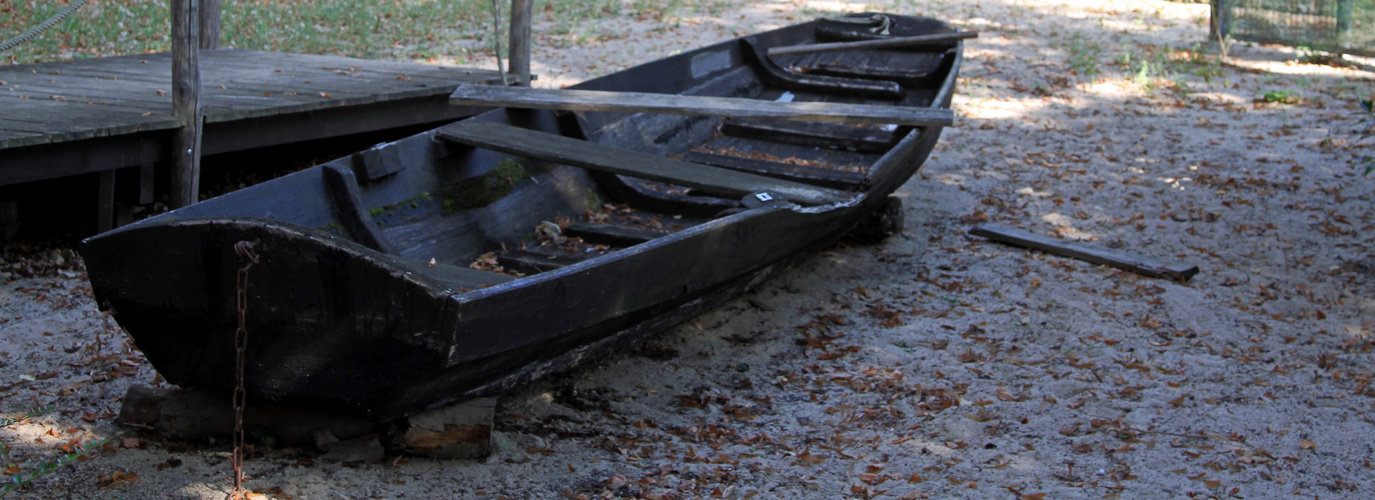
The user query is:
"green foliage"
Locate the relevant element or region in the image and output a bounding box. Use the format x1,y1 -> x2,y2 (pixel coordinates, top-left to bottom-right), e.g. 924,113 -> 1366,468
1262,89 -> 1301,104
1066,33 -> 1101,77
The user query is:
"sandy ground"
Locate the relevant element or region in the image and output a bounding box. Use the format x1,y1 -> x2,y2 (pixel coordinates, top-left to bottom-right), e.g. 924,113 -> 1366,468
2,0 -> 1374,498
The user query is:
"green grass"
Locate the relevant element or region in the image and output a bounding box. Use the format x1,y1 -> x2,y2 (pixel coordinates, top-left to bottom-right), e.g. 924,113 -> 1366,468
2,0 -> 691,64
1065,32 -> 1102,77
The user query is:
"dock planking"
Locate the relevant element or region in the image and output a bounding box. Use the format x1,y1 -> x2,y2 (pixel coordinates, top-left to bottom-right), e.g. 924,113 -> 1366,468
0,49 -> 503,233
0,49 -> 503,169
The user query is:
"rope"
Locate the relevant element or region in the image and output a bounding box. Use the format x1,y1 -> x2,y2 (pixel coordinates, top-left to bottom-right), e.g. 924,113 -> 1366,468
0,0 -> 93,54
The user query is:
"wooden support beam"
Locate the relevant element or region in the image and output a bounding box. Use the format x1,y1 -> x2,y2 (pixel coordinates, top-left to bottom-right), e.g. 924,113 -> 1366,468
564,222 -> 665,247
170,0 -> 204,209
0,201 -> 16,240
394,398 -> 496,459
682,151 -> 869,191
742,36 -> 902,100
766,30 -> 977,57
450,85 -> 954,127
497,250 -> 592,274
138,163 -> 156,205
118,385 -> 496,459
719,118 -> 899,153
117,385 -> 376,448
969,224 -> 1199,281
508,0 -> 533,86
199,0 -> 221,50
97,170 -> 116,233
435,120 -> 852,206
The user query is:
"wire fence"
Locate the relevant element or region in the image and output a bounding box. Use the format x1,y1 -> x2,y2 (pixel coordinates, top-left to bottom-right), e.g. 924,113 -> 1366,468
1213,0 -> 1375,56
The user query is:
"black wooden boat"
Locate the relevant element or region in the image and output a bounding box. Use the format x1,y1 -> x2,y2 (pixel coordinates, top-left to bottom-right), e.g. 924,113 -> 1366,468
81,13 -> 964,421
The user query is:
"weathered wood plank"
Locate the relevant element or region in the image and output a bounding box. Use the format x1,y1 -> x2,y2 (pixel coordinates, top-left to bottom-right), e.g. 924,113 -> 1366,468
509,0 -> 533,87
0,49 -> 502,153
681,151 -> 869,191
170,0 -> 204,208
767,31 -> 977,57
804,62 -> 940,84
206,50 -> 501,83
13,64 -> 417,102
720,118 -> 899,153
497,250 -> 592,274
435,120 -> 852,206
740,36 -> 903,100
563,222 -> 666,247
969,224 -> 1199,281
449,85 -> 952,127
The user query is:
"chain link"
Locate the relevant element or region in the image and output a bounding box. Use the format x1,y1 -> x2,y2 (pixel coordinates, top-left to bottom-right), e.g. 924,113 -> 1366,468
231,240 -> 259,500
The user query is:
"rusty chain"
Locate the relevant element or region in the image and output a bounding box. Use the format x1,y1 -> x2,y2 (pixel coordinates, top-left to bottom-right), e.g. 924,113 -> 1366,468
231,240 -> 259,500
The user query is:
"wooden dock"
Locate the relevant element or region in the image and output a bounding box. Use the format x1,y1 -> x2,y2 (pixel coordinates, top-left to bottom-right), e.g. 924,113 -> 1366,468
0,49 -> 503,232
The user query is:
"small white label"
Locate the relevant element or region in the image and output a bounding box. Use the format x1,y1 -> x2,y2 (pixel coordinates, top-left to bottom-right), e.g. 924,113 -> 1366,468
755,193 -> 773,202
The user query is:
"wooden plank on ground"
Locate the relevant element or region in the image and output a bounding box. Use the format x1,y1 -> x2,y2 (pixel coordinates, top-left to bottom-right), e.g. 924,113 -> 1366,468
969,224 -> 1199,281
435,120 -> 852,206
449,85 -> 954,127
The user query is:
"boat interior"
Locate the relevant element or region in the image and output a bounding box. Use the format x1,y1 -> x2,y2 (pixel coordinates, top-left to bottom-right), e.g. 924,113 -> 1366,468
169,14 -> 960,293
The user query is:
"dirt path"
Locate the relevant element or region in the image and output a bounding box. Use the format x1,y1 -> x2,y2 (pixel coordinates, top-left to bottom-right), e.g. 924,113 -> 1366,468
1,1 -> 1373,498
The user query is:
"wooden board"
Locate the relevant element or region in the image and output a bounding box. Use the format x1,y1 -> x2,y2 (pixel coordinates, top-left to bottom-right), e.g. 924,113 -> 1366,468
435,120 -> 853,206
449,85 -> 953,127
0,50 -> 502,152
969,224 -> 1199,281
720,118 -> 898,153
681,151 -> 869,191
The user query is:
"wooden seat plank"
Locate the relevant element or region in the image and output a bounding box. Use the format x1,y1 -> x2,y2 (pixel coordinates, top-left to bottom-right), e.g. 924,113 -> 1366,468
739,36 -> 904,100
435,120 -> 852,206
496,250 -> 592,274
720,118 -> 899,153
681,151 -> 869,191
448,85 -> 952,127
563,222 -> 667,247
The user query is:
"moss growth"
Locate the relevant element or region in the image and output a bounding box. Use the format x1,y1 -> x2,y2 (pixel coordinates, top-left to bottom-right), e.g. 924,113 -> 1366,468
316,222 -> 345,236
365,192 -> 432,221
442,158 -> 528,212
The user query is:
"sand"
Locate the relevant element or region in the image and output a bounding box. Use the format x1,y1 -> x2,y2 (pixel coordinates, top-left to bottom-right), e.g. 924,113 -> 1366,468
1,0 -> 1373,498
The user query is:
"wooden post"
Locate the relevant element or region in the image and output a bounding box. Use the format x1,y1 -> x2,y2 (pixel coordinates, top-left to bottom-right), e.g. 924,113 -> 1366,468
508,0 -> 533,86
199,0 -> 221,50
0,201 -> 18,240
97,170 -> 116,233
170,0 -> 203,209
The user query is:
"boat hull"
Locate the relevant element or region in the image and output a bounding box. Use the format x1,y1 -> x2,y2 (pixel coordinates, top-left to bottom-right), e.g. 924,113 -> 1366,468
82,13 -> 962,421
